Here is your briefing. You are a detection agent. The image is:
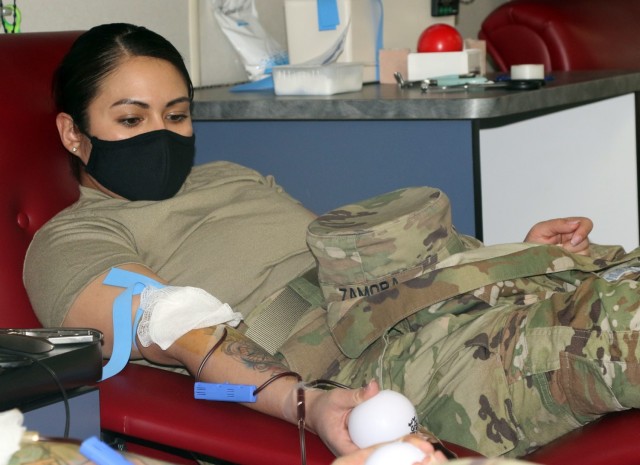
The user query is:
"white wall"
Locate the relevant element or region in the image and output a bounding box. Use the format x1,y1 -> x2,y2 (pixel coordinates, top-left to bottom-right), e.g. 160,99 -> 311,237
15,0 -> 272,86
13,0 -> 508,86
15,1 -> 199,79
480,94 -> 639,251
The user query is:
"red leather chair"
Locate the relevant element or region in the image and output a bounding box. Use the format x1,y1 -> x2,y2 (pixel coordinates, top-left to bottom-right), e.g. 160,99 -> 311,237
3,30 -> 640,465
479,0 -> 640,73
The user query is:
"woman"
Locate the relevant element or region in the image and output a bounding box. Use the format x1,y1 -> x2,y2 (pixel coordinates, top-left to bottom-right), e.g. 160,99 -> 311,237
24,23 -> 600,459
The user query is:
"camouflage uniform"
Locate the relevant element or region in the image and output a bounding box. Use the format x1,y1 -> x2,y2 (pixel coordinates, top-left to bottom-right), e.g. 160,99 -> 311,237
276,187 -> 640,458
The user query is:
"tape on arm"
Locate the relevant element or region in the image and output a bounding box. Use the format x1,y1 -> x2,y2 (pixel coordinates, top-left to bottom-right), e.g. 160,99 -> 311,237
99,267 -> 242,381
100,268 -> 164,380
137,285 -> 243,350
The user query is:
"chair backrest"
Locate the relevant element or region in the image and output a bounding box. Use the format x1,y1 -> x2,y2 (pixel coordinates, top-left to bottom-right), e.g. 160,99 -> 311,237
479,0 -> 640,72
0,31 -> 82,327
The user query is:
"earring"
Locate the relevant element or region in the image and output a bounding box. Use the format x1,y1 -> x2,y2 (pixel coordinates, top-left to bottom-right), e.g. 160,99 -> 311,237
72,147 -> 78,152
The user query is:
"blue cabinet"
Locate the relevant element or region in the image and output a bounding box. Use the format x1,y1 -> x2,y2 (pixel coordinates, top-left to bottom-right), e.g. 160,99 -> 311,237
194,119 -> 479,237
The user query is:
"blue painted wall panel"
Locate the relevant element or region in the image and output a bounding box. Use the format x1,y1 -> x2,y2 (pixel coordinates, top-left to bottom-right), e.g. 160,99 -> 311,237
194,120 -> 476,236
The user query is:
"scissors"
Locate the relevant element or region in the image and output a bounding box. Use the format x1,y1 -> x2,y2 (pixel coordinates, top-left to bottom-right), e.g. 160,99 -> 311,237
1,2 -> 22,33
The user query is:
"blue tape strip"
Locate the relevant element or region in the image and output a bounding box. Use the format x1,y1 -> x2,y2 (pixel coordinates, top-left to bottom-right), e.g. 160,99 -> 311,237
317,0 -> 339,31
230,75 -> 274,93
100,268 -> 165,381
373,0 -> 383,81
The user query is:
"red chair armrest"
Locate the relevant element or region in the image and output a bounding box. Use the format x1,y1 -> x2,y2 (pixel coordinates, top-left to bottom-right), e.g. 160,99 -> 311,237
99,363 -> 336,465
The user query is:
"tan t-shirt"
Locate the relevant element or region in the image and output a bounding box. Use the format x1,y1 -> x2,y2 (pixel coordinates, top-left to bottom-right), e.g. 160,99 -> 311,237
24,161 -> 317,327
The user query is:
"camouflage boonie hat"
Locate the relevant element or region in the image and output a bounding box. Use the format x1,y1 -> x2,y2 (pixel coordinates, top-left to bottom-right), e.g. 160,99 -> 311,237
306,187 -> 467,304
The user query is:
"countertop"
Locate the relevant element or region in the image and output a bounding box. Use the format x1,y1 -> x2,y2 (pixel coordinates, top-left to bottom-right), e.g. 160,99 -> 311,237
192,70 -> 640,121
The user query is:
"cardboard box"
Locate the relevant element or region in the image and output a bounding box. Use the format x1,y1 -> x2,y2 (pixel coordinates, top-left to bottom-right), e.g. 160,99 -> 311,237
284,0 -> 455,83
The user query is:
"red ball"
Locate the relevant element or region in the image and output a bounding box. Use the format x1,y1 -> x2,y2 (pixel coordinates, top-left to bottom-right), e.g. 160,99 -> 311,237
417,24 -> 464,53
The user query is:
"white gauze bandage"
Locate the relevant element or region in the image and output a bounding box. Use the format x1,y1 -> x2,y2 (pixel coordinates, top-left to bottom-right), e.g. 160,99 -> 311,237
137,285 -> 243,350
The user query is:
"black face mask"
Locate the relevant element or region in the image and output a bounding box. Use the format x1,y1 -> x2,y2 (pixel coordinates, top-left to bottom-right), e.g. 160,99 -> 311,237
85,129 -> 196,201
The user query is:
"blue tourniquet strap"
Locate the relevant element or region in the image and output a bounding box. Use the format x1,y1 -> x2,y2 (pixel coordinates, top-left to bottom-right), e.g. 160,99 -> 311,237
317,0 -> 339,31
100,268 -> 165,381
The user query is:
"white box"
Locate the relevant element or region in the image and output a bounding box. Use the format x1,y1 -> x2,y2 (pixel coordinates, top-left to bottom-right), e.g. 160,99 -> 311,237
272,63 -> 363,95
284,0 -> 378,82
284,0 -> 455,83
407,49 -> 482,81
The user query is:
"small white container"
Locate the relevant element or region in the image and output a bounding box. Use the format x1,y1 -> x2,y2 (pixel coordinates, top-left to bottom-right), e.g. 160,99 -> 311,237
407,49 -> 482,81
272,63 -> 364,96
511,64 -> 545,80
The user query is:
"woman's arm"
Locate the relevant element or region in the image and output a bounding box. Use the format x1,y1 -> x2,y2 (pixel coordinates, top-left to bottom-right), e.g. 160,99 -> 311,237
62,263 -> 376,456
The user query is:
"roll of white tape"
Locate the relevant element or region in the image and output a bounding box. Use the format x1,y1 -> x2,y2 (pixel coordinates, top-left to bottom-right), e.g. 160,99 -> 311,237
511,64 -> 545,80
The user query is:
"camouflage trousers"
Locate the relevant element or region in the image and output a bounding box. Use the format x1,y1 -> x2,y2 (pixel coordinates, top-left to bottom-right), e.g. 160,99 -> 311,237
278,244 -> 640,458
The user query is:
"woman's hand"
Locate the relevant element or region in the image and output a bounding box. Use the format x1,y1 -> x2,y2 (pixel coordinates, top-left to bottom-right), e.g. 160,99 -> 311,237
330,434 -> 448,465
305,380 -> 381,456
524,217 -> 593,255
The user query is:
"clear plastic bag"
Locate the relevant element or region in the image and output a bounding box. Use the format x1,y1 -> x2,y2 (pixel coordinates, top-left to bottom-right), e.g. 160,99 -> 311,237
211,0 -> 288,82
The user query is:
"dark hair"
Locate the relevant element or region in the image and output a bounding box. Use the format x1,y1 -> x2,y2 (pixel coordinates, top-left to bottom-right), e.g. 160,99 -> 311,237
53,23 -> 194,179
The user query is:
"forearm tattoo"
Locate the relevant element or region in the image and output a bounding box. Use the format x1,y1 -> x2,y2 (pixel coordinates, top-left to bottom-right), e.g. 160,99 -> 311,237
222,327 -> 288,374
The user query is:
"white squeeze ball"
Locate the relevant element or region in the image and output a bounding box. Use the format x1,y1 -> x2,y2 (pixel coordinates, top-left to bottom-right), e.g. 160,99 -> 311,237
348,390 -> 419,449
364,441 -> 427,465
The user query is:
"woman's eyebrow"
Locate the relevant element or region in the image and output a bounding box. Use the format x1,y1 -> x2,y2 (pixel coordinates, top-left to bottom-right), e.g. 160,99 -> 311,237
166,96 -> 191,108
110,98 -> 150,109
109,97 -> 190,109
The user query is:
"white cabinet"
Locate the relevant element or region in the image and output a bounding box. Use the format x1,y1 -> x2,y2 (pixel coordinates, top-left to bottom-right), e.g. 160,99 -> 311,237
479,93 -> 639,251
